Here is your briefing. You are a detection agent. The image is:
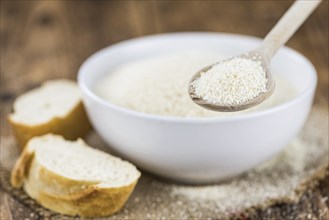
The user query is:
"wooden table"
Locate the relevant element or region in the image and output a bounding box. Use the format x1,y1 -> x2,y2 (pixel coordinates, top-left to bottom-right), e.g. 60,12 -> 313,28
1,1 -> 328,219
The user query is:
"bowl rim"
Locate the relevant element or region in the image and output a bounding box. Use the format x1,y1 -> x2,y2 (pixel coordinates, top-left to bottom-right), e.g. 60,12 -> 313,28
78,32 -> 317,124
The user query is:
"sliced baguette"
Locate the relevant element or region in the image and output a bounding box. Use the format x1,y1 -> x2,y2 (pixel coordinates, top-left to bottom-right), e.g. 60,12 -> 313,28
10,134 -> 141,217
8,79 -> 91,149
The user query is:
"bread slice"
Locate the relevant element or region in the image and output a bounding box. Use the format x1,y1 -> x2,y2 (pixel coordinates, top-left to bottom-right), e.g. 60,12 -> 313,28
11,134 -> 141,217
8,79 -> 91,149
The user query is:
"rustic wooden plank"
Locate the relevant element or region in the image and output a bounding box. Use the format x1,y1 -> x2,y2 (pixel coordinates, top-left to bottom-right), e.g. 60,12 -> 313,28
1,1 -> 328,219
0,193 -> 13,220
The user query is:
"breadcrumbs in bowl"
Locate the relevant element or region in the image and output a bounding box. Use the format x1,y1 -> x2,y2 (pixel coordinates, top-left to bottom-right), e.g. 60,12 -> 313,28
78,32 -> 317,183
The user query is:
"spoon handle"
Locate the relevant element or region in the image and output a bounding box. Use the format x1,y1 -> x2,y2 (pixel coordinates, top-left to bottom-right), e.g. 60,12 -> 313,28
260,0 -> 322,60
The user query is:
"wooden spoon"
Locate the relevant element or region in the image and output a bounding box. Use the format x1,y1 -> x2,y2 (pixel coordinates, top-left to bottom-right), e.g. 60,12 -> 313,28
189,0 -> 322,112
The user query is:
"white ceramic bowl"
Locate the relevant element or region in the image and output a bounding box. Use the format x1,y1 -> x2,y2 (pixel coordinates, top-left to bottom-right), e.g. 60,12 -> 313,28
78,33 -> 317,183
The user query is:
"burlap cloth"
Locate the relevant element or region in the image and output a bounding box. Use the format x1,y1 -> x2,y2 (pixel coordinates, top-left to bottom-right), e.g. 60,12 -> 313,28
1,107 -> 328,219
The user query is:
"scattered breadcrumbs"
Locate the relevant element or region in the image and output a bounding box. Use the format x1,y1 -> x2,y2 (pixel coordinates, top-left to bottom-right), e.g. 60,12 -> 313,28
81,108 -> 329,219
1,109 -> 327,219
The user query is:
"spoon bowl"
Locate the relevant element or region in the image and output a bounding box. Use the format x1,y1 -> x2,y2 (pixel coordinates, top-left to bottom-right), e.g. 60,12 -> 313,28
188,50 -> 275,112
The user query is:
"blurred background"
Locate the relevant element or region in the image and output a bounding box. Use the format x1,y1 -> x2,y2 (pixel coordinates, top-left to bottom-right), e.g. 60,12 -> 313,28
1,1 -> 328,111
0,1 -> 328,219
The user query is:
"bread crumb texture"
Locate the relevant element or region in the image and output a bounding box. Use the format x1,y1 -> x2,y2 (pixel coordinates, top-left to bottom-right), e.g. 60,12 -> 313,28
95,51 -> 295,117
191,57 -> 267,105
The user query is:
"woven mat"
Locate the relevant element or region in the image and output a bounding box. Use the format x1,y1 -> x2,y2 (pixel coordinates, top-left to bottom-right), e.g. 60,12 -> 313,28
1,107 -> 328,219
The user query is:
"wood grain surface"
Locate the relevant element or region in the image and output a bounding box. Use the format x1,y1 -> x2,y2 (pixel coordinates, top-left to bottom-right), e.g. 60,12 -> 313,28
1,1 -> 328,219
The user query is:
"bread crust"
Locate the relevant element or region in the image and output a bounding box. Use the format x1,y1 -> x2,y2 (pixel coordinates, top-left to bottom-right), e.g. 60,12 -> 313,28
10,136 -> 140,217
8,101 -> 92,149
25,179 -> 137,217
10,143 -> 35,188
